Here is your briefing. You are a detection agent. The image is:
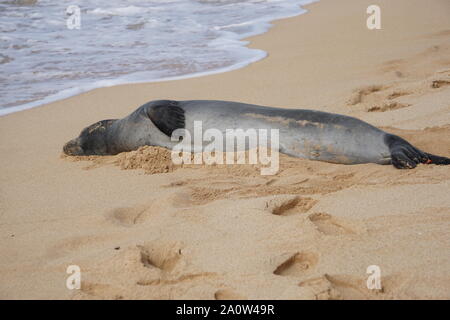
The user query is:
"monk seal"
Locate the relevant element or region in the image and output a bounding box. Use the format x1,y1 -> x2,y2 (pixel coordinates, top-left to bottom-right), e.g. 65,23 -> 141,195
63,99 -> 450,169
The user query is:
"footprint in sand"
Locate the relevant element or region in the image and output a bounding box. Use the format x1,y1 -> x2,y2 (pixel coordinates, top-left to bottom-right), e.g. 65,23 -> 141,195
106,205 -> 149,226
387,90 -> 411,100
106,195 -> 180,225
74,282 -> 125,300
298,275 -> 342,300
347,85 -> 385,106
367,102 -> 411,112
134,242 -> 217,286
308,212 -> 355,236
267,196 -> 317,216
273,252 -> 318,277
78,282 -> 110,296
214,289 -> 247,300
299,274 -> 383,300
347,83 -> 413,112
137,242 -> 182,272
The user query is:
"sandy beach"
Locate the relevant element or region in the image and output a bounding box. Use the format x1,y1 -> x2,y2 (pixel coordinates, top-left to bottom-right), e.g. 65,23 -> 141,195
1,0 -> 450,299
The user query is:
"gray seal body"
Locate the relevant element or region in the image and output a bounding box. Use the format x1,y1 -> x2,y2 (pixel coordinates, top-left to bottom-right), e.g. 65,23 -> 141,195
63,100 -> 450,169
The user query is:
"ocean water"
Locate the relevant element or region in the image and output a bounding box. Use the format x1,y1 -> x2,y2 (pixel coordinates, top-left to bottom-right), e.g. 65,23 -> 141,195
0,0 -> 316,115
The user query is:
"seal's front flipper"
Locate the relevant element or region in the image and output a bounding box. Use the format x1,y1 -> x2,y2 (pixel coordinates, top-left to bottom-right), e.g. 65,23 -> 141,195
146,100 -> 185,137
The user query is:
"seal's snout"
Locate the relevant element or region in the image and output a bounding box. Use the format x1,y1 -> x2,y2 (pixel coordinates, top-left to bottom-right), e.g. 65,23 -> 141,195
63,138 -> 83,156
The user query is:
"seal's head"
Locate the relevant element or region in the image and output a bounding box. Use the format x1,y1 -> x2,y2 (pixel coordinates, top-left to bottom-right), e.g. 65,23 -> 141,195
63,119 -> 116,156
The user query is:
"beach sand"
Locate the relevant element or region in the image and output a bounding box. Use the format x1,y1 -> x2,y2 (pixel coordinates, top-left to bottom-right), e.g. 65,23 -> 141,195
1,0 -> 450,299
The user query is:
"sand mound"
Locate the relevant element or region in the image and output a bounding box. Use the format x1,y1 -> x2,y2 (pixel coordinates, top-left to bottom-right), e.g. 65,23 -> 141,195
115,146 -> 179,174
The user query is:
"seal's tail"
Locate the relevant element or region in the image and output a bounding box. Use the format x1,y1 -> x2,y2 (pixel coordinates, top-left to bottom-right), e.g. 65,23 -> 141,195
385,134 -> 450,169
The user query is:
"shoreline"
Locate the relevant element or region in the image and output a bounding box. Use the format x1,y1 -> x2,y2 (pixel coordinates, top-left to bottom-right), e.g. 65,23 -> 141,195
0,0 -> 317,117
1,0 -> 450,300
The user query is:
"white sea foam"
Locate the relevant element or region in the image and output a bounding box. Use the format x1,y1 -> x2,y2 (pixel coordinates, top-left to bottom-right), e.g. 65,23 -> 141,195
0,0 -> 317,116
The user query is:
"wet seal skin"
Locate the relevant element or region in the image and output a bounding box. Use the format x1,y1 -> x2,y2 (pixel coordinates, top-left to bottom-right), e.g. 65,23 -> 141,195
63,99 -> 450,169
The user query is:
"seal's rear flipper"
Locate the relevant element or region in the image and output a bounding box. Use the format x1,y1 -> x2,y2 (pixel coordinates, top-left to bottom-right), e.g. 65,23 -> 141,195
385,134 -> 449,169
146,100 -> 185,137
